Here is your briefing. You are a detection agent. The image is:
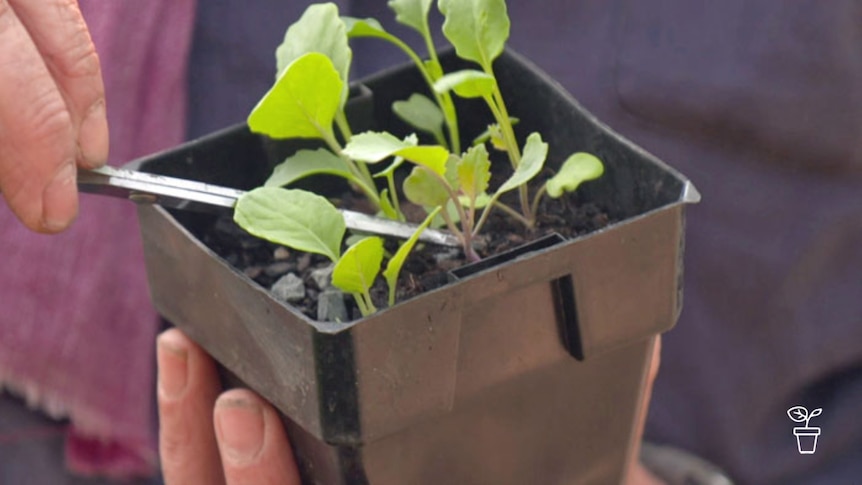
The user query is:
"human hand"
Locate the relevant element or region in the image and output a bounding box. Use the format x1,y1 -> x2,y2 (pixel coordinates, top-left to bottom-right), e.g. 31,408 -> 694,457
0,0 -> 109,233
156,328 -> 301,485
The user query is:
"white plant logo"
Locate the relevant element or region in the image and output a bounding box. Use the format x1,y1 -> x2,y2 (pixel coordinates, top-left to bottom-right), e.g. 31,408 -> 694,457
787,406 -> 822,455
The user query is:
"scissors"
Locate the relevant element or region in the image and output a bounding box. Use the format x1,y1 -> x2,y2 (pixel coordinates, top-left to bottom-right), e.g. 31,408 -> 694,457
77,165 -> 461,247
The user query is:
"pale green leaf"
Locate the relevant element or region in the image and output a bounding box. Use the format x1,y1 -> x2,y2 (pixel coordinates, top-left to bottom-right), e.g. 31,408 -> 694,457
472,117 -> 519,147
546,152 -> 605,198
457,192 -> 492,208
248,53 -> 342,140
343,131 -> 448,174
496,132 -> 548,194
444,154 -> 460,190
234,188 -> 345,261
332,237 -> 384,295
430,199 -> 461,227
392,94 -> 445,136
396,146 -> 450,174
343,131 -> 411,161
383,207 -> 441,306
276,3 -> 352,87
403,166 -> 450,207
264,148 -> 352,188
457,144 -> 491,200
374,156 -> 407,179
438,0 -> 510,67
387,0 -> 433,35
433,70 -> 496,99
343,16 -> 397,42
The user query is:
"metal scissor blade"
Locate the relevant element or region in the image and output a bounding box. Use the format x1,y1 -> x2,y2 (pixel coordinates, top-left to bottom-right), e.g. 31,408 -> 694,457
78,166 -> 461,247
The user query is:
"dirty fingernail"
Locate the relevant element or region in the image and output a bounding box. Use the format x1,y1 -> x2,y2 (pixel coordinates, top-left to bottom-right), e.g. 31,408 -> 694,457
41,162 -> 78,232
78,99 -> 109,168
157,333 -> 188,399
216,395 -> 265,464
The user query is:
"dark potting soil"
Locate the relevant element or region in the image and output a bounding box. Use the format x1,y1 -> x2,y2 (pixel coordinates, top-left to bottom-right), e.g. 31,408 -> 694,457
201,175 -> 613,321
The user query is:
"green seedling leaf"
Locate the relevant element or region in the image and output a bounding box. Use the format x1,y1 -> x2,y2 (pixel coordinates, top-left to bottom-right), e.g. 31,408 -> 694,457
428,199 -> 461,227
343,131 -> 448,174
459,192 -> 492,208
388,0 -> 433,36
374,156 -> 407,179
265,148 -> 352,188
332,236 -> 384,295
276,3 -> 352,87
444,153 -> 460,189
433,70 -> 496,99
457,144 -> 491,200
235,187 -> 345,262
496,132 -> 548,195
343,16 -> 398,42
248,52 -> 342,140
473,117 -> 519,148
398,146 -> 451,173
383,206 -> 441,307
393,94 -> 445,137
438,0 -> 510,67
403,166 -> 450,207
343,131 -> 413,161
545,152 -> 605,198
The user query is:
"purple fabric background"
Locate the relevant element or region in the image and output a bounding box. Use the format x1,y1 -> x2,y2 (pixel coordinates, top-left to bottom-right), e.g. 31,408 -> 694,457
0,0 -> 195,477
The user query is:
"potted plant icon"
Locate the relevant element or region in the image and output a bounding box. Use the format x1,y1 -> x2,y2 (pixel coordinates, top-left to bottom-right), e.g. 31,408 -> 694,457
787,406 -> 822,454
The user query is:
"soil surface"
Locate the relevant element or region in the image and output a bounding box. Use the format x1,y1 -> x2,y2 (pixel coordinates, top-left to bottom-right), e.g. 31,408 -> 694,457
201,173 -> 613,321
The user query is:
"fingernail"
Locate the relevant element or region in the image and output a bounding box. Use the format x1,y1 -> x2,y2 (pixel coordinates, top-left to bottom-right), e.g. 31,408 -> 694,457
216,395 -> 265,464
78,99 -> 109,168
41,162 -> 78,232
157,333 -> 188,399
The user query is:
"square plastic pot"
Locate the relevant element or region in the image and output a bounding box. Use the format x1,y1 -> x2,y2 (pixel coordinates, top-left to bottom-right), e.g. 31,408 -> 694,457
131,49 -> 699,485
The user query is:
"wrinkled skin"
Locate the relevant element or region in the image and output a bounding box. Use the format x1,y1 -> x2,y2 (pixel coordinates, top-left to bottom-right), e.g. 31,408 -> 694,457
0,0 -> 109,233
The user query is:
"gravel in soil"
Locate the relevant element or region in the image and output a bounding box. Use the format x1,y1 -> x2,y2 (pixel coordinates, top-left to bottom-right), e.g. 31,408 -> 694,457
201,177 -> 613,322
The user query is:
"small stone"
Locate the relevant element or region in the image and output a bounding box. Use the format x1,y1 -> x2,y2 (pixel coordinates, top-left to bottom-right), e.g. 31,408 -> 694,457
264,261 -> 294,277
270,273 -> 305,302
243,266 -> 264,279
472,235 -> 489,253
310,264 -> 334,290
297,253 -> 313,272
273,246 -> 291,260
317,289 -> 348,322
433,249 -> 461,265
506,233 -> 525,245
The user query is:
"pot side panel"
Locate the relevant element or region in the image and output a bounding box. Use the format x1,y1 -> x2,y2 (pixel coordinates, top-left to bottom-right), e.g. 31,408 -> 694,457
349,289 -> 463,443
137,205 -> 324,437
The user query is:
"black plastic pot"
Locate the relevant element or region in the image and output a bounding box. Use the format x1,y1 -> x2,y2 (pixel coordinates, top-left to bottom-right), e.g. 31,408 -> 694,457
132,49 -> 699,484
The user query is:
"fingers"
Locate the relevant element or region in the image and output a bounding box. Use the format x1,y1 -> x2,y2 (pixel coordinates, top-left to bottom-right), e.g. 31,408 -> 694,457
626,336 -> 664,485
215,389 -> 302,485
9,0 -> 108,167
0,0 -> 107,232
157,329 -> 226,485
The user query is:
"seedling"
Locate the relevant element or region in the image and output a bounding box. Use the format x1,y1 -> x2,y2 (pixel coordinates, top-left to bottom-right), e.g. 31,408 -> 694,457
234,0 -> 607,314
236,187 -> 440,317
